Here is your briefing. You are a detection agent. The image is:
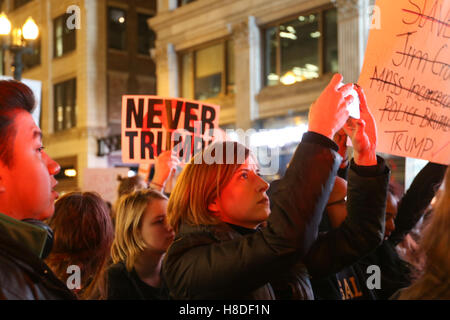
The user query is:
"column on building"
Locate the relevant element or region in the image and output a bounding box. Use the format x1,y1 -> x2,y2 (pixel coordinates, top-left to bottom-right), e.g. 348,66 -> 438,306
233,16 -> 261,131
83,0 -> 108,184
335,0 -> 371,83
154,42 -> 170,96
167,43 -> 179,97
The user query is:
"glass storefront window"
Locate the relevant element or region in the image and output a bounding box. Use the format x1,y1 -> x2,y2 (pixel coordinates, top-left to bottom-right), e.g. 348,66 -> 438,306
280,13 -> 319,84
180,40 -> 234,100
54,78 -> 76,132
108,7 -> 127,51
195,43 -> 223,100
53,14 -> 76,58
265,7 -> 338,86
138,14 -> 155,55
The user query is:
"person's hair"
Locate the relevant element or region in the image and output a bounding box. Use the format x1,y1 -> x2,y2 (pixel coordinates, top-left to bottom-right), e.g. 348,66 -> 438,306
398,167 -> 450,299
0,80 -> 35,167
45,192 -> 114,300
111,175 -> 148,224
111,189 -> 168,271
117,175 -> 147,198
167,141 -> 250,233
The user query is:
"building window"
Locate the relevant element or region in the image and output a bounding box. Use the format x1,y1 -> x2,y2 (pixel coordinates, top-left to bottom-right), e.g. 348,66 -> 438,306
12,0 -> 32,10
137,14 -> 155,55
264,7 -> 338,86
23,37 -> 41,70
177,0 -> 196,7
54,14 -> 76,58
180,40 -> 235,100
108,7 -> 127,50
54,78 -> 76,132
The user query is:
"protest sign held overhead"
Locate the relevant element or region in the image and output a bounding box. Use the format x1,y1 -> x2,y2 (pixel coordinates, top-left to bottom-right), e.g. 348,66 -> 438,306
121,96 -> 221,164
358,0 -> 450,164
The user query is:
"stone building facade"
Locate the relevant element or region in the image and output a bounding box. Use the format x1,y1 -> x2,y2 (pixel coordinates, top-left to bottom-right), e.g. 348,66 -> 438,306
149,0 -> 376,178
1,0 -> 157,192
2,0 -> 412,189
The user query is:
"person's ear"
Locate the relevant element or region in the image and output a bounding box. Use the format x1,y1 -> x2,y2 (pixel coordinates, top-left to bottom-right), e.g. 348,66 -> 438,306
208,199 -> 220,215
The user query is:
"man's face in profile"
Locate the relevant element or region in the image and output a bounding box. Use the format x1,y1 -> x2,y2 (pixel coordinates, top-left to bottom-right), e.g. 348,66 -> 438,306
0,110 -> 60,220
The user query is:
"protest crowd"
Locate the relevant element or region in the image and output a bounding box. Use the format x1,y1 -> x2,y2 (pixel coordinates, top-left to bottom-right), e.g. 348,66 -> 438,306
0,74 -> 448,301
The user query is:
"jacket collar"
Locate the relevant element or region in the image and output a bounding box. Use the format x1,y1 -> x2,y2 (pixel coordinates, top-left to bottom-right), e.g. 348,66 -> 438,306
178,222 -> 243,242
0,212 -> 47,258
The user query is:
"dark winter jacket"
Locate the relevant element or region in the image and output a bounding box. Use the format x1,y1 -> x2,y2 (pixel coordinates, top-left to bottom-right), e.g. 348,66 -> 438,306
162,132 -> 341,299
357,162 -> 447,299
107,261 -> 169,300
388,162 -> 447,246
305,157 -> 390,279
311,161 -> 446,300
0,213 -> 76,300
300,157 -> 390,300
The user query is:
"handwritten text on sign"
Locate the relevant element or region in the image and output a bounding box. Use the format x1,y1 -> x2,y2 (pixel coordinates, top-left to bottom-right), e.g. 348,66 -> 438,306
359,0 -> 450,164
121,96 -> 220,164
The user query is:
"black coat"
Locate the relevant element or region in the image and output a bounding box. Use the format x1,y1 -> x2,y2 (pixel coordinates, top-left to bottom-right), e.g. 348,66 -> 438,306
311,161 -> 446,300
305,157 -> 390,279
162,133 -> 341,299
0,218 -> 76,300
357,162 -> 448,299
107,261 -> 169,300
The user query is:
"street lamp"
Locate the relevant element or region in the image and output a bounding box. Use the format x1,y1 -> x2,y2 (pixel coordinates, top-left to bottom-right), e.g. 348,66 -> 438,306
0,13 -> 39,81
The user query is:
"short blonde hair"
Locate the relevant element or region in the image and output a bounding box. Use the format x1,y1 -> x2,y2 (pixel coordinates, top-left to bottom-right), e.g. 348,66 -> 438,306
167,141 -> 250,233
111,189 -> 168,271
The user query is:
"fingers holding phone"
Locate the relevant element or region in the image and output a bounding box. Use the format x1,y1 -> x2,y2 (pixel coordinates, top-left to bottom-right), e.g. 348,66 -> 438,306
308,73 -> 352,139
343,85 -> 378,166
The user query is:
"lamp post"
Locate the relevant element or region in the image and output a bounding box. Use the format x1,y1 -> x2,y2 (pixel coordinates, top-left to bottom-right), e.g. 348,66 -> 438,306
0,12 -> 39,81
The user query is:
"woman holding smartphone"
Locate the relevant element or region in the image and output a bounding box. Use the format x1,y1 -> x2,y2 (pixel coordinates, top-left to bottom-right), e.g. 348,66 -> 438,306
162,74 -> 360,299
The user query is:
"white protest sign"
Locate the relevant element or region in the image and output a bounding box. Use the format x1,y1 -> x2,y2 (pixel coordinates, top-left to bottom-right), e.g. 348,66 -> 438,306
358,0 -> 450,164
121,96 -> 221,164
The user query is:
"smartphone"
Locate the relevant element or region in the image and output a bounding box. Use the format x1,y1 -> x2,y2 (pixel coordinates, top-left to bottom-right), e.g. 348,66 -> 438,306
338,83 -> 360,119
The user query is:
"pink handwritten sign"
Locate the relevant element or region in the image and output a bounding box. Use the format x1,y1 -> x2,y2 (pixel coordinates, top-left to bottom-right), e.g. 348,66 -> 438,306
359,0 -> 450,164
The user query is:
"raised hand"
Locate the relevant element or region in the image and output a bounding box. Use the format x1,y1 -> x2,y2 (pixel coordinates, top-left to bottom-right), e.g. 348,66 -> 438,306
343,85 -> 377,166
308,74 -> 354,140
150,150 -> 181,191
333,128 -> 349,168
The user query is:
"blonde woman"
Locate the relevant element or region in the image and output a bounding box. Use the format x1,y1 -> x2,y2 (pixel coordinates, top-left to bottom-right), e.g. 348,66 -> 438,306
111,151 -> 180,225
394,166 -> 450,300
107,189 -> 174,300
161,74 -> 383,299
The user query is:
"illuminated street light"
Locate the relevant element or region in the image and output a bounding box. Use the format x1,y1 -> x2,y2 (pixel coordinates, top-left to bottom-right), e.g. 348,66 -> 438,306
0,13 -> 39,80
22,17 -> 39,40
0,13 -> 12,35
